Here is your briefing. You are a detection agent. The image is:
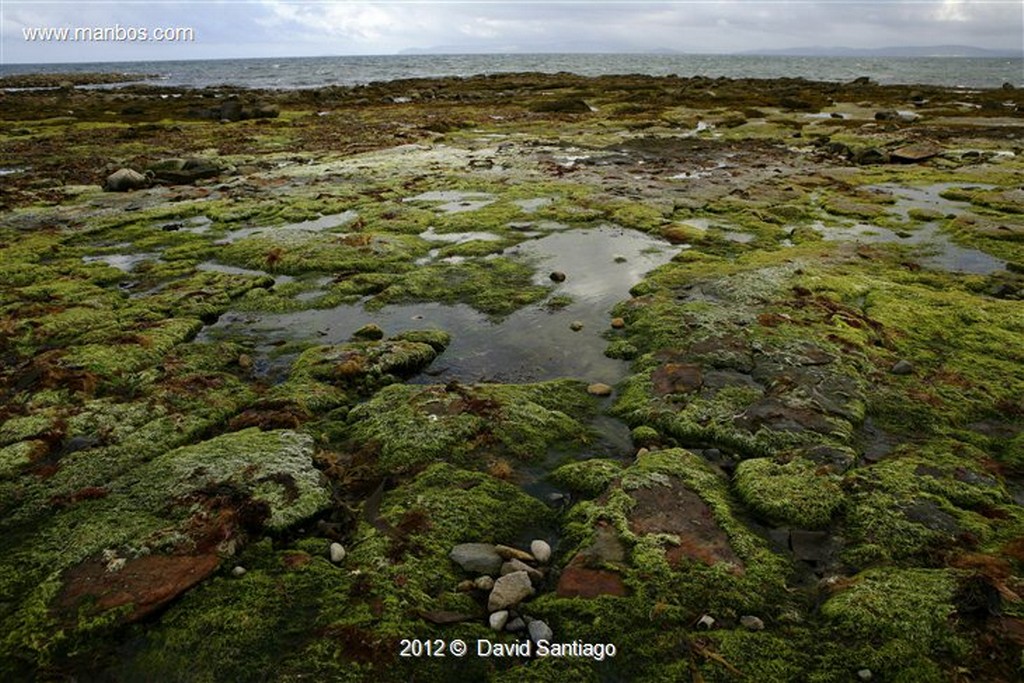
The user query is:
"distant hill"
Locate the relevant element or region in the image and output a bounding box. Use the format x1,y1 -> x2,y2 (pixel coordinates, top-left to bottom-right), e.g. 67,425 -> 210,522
738,45 -> 1022,58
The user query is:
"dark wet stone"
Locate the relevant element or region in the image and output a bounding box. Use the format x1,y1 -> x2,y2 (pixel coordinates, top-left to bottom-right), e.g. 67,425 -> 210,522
902,499 -> 960,534
890,359 -> 915,375
505,617 -> 526,632
701,369 -> 761,392
735,397 -> 836,435
803,444 -> 857,473
450,543 -> 503,575
549,271 -> 566,282
854,147 -> 890,165
790,530 -> 831,563
531,98 -> 591,113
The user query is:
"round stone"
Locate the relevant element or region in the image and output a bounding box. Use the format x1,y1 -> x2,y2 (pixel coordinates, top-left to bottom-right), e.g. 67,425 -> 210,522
587,383 -> 613,396
530,539 -> 552,564
231,565 -> 247,577
329,542 -> 346,564
610,317 -> 626,329
489,610 -> 509,631
739,615 -> 765,631
549,271 -> 566,282
569,320 -> 584,331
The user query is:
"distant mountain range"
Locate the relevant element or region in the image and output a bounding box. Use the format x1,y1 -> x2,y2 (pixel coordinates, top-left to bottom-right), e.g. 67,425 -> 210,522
398,44 -> 1022,58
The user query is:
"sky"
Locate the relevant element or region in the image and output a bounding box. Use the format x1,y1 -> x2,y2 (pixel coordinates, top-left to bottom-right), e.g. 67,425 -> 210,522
2,0 -> 1022,64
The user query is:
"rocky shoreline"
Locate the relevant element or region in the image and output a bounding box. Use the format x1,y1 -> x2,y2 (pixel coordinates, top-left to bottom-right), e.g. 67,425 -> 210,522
1,72 -> 1023,681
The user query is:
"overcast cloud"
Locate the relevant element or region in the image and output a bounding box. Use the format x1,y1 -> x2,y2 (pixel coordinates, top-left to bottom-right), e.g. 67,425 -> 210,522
2,1 -> 1021,64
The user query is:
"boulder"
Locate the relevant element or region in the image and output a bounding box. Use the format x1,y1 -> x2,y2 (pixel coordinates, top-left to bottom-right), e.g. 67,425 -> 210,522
103,167 -> 149,192
891,142 -> 943,163
148,157 -> 226,184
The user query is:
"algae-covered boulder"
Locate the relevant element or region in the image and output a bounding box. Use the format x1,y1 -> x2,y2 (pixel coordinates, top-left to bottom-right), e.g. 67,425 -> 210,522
291,337 -> 443,390
735,456 -> 845,529
343,379 -> 594,474
136,428 -> 331,532
0,428 -> 330,676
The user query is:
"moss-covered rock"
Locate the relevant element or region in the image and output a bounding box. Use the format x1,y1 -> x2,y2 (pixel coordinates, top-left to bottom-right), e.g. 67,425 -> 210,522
735,456 -> 845,529
342,380 -> 594,474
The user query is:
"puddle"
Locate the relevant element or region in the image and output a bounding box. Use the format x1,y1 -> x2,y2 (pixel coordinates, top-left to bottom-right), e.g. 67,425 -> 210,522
82,253 -> 161,271
196,261 -> 295,284
216,211 -> 358,243
818,221 -> 1005,274
418,227 -> 503,244
403,190 -> 495,213
200,226 -> 677,385
815,183 -> 1007,274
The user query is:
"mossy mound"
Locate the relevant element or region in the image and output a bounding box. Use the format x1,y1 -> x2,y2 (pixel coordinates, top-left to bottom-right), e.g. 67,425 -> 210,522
820,567 -> 964,680
735,456 -> 845,529
291,338 -> 443,390
341,380 -> 594,475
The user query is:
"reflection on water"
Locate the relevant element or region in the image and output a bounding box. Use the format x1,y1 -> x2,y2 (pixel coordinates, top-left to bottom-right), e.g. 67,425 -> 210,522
200,226 -> 676,385
818,183 -> 1006,275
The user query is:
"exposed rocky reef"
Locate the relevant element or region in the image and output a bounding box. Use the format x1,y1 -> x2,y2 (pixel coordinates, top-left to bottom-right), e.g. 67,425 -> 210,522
1,71 -> 1023,681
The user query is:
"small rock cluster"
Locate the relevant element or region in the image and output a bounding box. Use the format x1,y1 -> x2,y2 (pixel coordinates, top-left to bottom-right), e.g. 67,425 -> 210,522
450,540 -> 555,638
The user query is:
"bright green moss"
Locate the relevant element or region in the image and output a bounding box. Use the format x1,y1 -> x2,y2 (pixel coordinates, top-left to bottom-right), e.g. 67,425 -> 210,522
735,457 -> 845,529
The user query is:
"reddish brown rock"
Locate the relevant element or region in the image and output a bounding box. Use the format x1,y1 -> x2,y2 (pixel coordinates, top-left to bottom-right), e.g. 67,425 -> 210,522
890,141 -> 943,163
556,555 -> 630,598
58,553 -> 220,623
651,362 -> 703,396
628,475 -> 744,572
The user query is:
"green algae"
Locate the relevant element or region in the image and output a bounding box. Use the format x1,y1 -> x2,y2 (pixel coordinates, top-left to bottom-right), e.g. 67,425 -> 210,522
735,456 -> 845,529
821,567 -> 963,678
342,380 -> 594,475
549,458 -> 624,497
3,72 -> 1023,681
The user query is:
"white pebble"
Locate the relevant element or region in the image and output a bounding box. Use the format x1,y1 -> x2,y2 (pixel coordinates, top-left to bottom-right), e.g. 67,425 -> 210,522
530,539 -> 552,564
489,610 -> 509,631
329,542 -> 346,564
231,566 -> 247,577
